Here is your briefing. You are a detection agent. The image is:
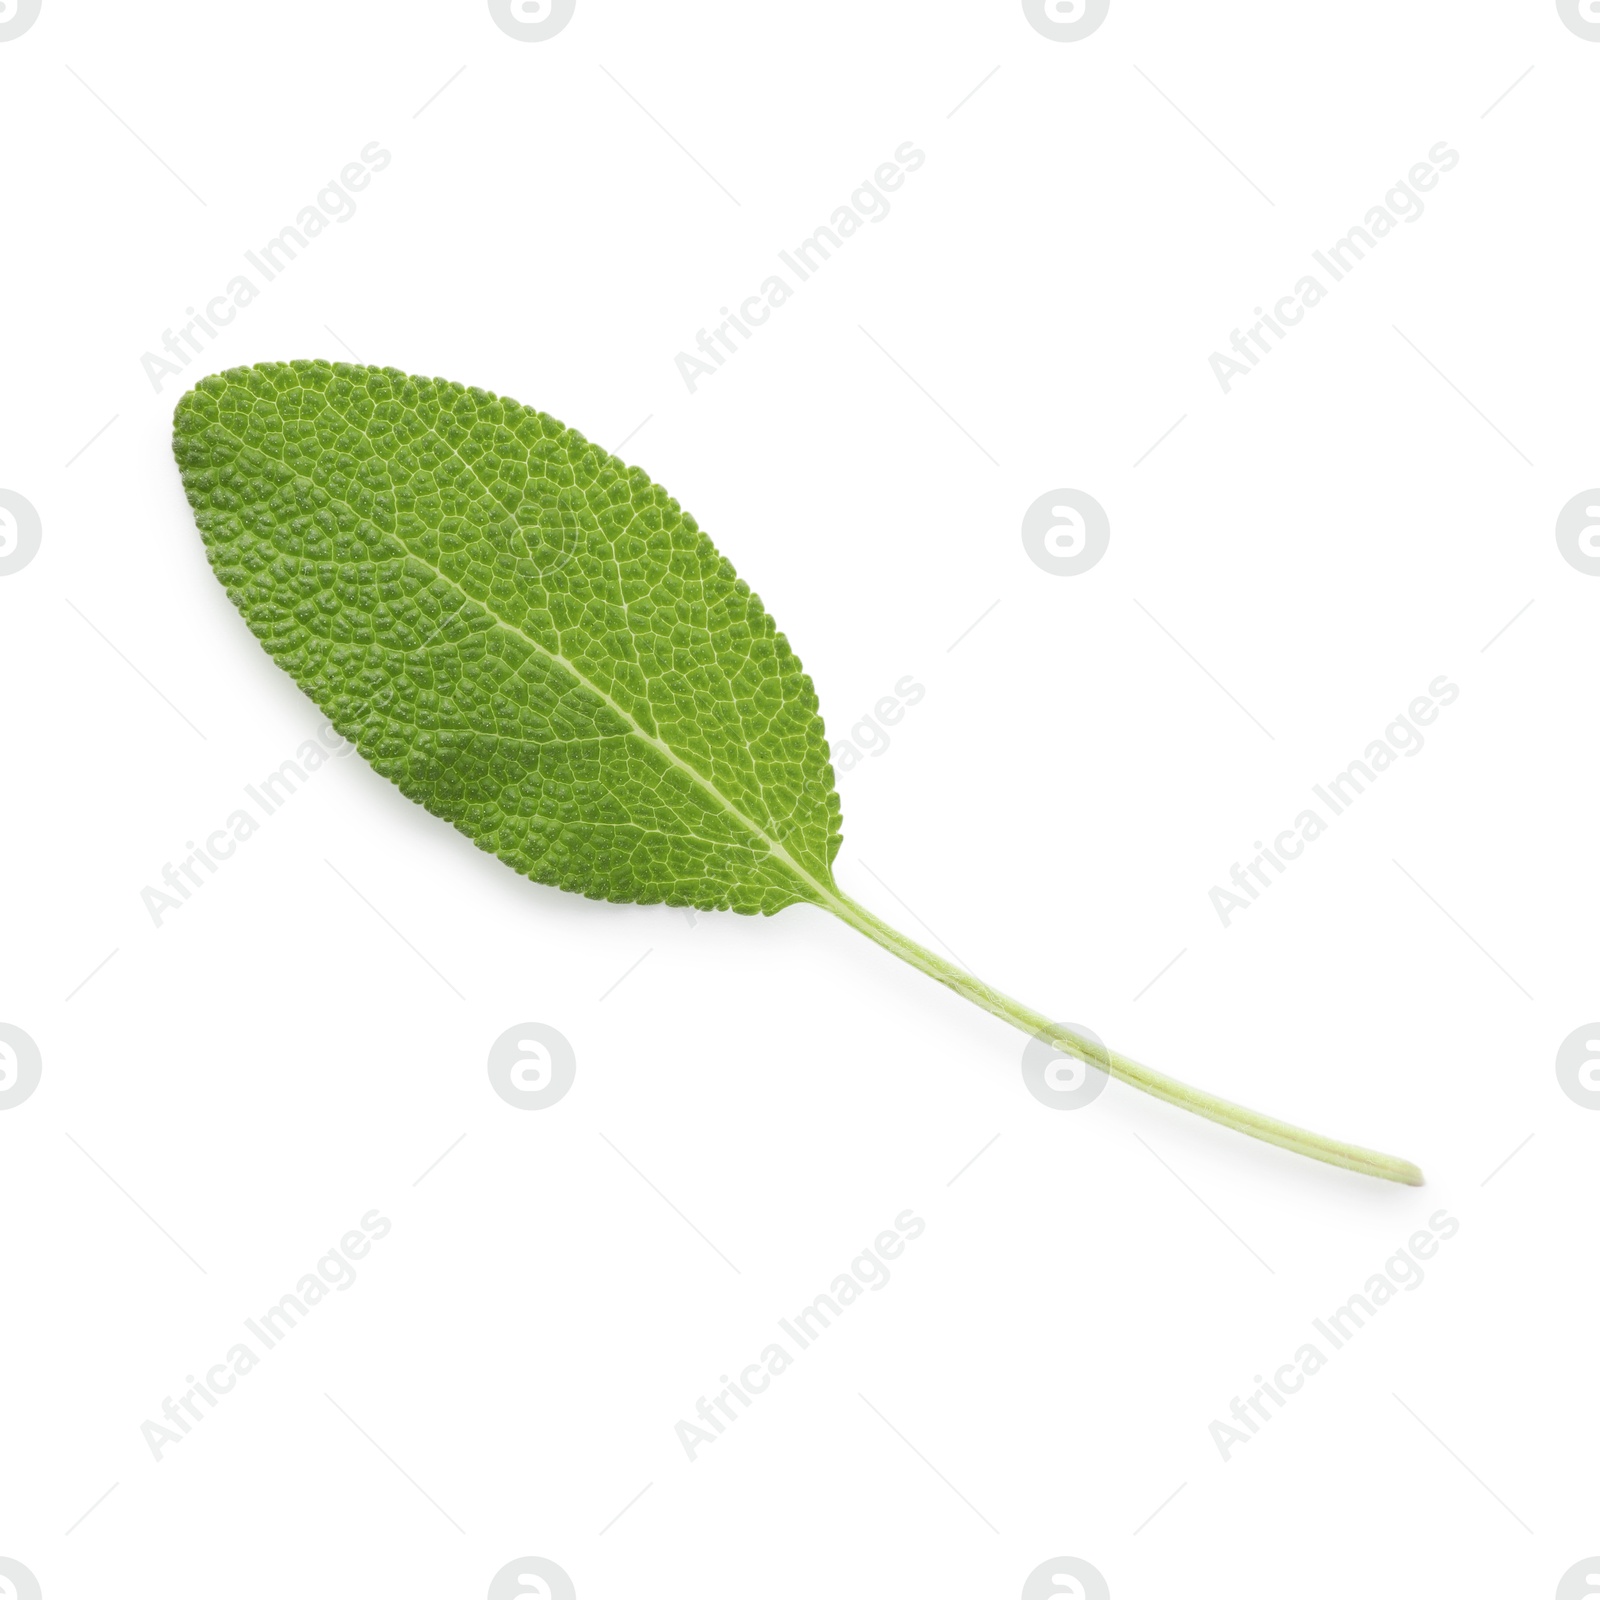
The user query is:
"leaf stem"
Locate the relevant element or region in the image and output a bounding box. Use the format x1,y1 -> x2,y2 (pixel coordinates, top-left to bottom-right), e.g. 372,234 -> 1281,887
823,890 -> 1423,1187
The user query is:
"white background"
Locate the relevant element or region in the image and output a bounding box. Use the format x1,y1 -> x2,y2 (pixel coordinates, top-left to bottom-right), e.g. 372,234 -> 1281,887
2,3 -> 1597,1597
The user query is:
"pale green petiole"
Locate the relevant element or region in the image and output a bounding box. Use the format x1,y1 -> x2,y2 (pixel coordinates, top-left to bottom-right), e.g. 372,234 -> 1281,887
825,890 -> 1424,1188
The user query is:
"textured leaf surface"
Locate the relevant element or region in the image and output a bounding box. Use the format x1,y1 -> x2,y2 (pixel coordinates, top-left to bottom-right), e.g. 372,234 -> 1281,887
173,360 -> 842,913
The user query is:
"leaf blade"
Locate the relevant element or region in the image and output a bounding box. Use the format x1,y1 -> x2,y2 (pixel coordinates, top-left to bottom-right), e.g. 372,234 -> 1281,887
174,360 -> 841,913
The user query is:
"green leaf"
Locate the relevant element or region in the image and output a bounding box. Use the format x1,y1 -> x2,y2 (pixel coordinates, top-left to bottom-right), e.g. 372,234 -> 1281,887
173,360 -> 1423,1189
173,360 -> 840,915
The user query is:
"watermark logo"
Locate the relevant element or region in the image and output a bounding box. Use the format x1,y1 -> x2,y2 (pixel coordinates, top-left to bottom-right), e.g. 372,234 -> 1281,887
139,1210 -> 391,1462
1209,675 -> 1459,927
1021,0 -> 1109,42
1556,1023 -> 1600,1109
536,506 -> 584,576
1021,1024 -> 1110,1110
489,0 -> 575,42
1557,1557 -> 1600,1597
0,1025 -> 42,1111
830,674 -> 926,774
140,143 -> 391,391
1022,489 -> 1109,575
0,0 -> 41,42
676,142 -> 925,392
1555,489 -> 1600,574
141,724 -> 356,927
0,491 -> 41,576
1208,1211 -> 1460,1462
1022,1556 -> 1110,1599
0,1557 -> 42,1600
1208,143 -> 1459,394
673,1208 -> 924,1461
1556,0 -> 1600,41
488,1023 -> 576,1109
488,1557 -> 576,1599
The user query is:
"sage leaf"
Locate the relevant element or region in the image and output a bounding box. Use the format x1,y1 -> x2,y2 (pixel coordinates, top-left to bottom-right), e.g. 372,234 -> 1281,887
173,361 -> 1422,1187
